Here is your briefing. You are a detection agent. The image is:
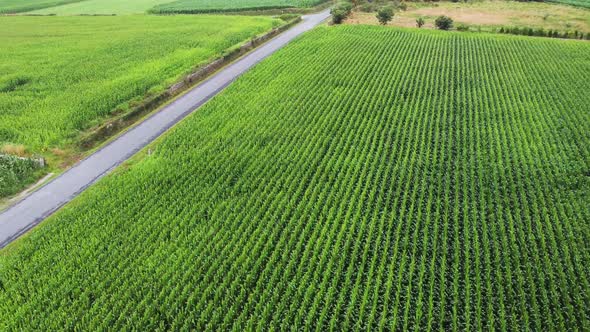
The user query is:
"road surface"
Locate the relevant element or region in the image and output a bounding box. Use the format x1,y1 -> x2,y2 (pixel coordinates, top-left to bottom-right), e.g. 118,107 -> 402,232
0,10 -> 330,249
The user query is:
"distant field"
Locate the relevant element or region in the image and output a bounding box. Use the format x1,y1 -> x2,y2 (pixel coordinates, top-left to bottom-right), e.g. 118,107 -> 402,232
150,0 -> 325,14
348,0 -> 590,34
1,26 -> 588,330
0,0 -> 83,13
0,15 -> 280,152
29,0 -> 181,15
548,0 -> 590,9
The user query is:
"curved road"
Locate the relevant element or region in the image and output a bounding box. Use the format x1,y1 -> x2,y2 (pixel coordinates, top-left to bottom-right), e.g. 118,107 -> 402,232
0,10 -> 330,249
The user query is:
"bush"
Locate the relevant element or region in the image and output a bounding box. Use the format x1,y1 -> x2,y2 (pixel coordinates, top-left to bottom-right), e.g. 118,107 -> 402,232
457,24 -> 469,32
277,14 -> 299,22
359,3 -> 375,12
331,1 -> 353,25
331,8 -> 348,24
336,1 -> 352,13
416,17 -> 425,28
376,6 -> 394,25
435,15 -> 453,30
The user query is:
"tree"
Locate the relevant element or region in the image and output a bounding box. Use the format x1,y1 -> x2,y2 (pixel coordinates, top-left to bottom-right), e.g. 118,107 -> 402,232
435,16 -> 453,30
331,8 -> 348,24
416,17 -> 425,28
331,1 -> 353,25
376,6 -> 394,25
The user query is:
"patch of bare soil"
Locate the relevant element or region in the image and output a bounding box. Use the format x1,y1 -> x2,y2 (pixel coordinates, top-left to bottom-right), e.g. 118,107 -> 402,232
345,1 -> 590,33
414,7 -> 512,26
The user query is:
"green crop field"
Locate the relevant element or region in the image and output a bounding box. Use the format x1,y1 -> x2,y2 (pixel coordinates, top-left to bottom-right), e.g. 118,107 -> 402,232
0,155 -> 42,197
0,0 -> 83,14
548,0 -> 590,9
29,0 -> 178,15
150,0 -> 325,14
0,15 -> 280,152
1,26 -> 589,330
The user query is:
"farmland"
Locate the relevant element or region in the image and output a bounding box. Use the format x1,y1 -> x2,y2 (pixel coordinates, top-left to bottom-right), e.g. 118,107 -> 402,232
150,0 -> 326,14
28,0 -> 179,15
347,0 -> 590,35
0,25 -> 588,330
0,15 -> 280,152
0,0 -> 82,14
548,0 -> 590,9
0,154 -> 42,197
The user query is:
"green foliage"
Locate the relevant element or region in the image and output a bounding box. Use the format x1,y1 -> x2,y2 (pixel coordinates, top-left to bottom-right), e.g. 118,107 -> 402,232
435,15 -> 453,30
150,0 -> 326,14
546,0 -> 590,9
277,13 -> 300,21
456,23 -> 469,31
331,0 -> 353,24
416,16 -> 425,28
0,155 -> 41,197
376,6 -> 394,25
0,25 -> 588,330
498,25 -> 590,40
0,16 -> 280,151
0,0 -> 83,14
359,2 -> 375,12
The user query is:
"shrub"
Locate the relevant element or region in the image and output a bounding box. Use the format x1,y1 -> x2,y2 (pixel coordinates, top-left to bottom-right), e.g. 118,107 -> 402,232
376,6 -> 394,25
331,1 -> 353,24
416,17 -> 425,28
277,14 -> 299,21
457,24 -> 469,32
435,15 -> 453,30
331,8 -> 348,24
359,3 -> 375,12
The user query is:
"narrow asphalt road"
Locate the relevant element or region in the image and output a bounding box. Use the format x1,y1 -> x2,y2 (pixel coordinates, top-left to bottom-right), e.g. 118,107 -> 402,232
0,10 -> 330,249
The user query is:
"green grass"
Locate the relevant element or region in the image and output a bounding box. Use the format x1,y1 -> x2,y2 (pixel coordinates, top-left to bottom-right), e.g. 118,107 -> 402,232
0,15 -> 280,152
1,25 -> 589,330
150,0 -> 326,14
0,0 -> 84,14
28,0 -> 178,14
547,0 -> 590,9
0,155 -> 42,197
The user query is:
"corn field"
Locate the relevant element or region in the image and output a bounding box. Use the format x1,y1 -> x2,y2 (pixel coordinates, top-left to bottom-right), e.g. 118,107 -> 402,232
0,26 -> 588,330
0,15 -> 280,151
0,154 -> 42,197
150,0 -> 325,13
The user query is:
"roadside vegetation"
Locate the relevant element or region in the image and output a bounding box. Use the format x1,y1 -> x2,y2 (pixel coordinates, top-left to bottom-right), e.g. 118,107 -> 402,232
0,154 -> 43,197
1,25 -> 588,330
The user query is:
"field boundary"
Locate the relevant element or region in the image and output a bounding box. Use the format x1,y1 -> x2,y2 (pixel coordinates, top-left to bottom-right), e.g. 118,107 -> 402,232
78,16 -> 302,150
148,0 -> 332,15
